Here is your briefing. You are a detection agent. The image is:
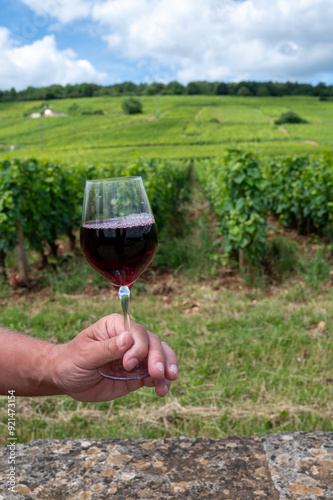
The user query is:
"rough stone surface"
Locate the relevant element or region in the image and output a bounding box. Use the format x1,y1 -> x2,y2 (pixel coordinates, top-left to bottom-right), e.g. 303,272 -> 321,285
0,433 -> 332,499
262,432 -> 333,500
0,436 -> 277,499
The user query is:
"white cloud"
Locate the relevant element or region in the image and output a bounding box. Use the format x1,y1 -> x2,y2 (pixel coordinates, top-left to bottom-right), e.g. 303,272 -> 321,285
19,0 -> 94,24
91,0 -> 333,83
10,0 -> 333,85
0,28 -> 107,90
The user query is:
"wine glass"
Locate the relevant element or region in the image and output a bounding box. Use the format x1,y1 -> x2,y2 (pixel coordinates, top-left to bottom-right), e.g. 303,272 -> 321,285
80,177 -> 158,380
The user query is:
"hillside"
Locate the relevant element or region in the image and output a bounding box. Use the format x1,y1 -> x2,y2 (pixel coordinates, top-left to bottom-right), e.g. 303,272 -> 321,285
0,95 -> 332,163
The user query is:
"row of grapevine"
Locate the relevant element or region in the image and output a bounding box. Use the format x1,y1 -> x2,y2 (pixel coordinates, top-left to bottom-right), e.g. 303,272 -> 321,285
264,152 -> 333,239
0,157 -> 191,281
0,159 -> 99,262
119,158 -> 191,234
196,148 -> 333,269
197,149 -> 268,268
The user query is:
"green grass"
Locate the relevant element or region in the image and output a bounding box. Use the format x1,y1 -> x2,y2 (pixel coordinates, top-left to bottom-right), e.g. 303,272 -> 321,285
0,188 -> 332,444
1,95 -> 333,443
0,95 -> 331,163
0,272 -> 332,444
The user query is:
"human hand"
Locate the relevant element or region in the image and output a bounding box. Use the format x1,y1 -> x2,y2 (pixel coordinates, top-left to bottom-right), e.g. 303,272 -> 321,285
53,314 -> 178,402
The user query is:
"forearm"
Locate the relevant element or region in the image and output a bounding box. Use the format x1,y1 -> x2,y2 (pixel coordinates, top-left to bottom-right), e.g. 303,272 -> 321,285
0,328 -> 62,396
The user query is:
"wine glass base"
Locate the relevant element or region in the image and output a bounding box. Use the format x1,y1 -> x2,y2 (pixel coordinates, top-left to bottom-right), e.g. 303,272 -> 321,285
98,358 -> 149,381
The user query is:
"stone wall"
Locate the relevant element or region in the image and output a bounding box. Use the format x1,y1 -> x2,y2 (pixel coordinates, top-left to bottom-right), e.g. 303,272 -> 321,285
0,432 -> 332,499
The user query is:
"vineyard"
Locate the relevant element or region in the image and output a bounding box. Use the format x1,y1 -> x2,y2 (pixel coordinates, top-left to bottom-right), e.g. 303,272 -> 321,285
1,95 -> 333,163
197,148 -> 333,272
2,148 -> 333,284
0,97 -> 333,442
0,157 -> 191,283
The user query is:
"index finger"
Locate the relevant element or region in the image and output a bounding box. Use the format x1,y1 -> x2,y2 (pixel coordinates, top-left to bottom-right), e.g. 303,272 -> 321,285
122,321 -> 149,371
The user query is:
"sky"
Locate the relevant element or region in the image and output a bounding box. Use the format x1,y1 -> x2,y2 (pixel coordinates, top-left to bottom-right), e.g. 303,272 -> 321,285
1,0 -> 333,91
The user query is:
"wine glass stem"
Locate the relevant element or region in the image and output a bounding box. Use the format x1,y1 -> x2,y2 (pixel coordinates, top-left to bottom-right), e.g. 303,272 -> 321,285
118,286 -> 131,332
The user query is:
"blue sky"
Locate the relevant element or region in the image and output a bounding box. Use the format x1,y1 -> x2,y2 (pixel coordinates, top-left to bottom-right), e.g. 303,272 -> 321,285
1,0 -> 333,90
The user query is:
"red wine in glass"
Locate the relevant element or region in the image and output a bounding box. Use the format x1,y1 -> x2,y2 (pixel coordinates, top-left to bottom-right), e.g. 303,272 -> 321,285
80,214 -> 158,288
81,177 -> 158,381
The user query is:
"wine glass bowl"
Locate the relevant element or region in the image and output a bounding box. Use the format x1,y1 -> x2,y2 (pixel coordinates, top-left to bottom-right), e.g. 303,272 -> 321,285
80,177 -> 158,380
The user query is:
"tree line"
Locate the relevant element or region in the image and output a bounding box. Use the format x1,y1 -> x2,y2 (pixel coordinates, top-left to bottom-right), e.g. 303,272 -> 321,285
1,80 -> 332,102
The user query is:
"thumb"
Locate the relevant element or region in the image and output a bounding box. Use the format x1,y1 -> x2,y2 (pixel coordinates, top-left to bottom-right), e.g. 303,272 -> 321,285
89,331 -> 134,367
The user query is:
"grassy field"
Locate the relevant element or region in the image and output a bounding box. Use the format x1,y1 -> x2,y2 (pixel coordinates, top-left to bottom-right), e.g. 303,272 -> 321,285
0,260 -> 332,445
0,184 -> 332,445
0,95 -> 332,163
1,95 -> 333,444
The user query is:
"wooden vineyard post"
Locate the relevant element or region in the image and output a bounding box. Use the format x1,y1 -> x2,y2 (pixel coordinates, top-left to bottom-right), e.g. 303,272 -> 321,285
239,249 -> 245,271
16,220 -> 29,286
0,249 -> 6,280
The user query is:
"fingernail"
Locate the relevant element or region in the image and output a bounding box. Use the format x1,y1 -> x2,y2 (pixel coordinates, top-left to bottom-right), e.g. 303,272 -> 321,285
164,384 -> 169,395
170,364 -> 178,376
127,358 -> 138,371
116,332 -> 126,348
156,362 -> 165,375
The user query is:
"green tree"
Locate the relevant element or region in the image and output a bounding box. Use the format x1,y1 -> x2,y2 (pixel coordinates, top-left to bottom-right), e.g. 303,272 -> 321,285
312,82 -> 328,97
163,81 -> 185,95
122,97 -> 143,114
186,82 -> 202,95
122,81 -> 139,94
274,111 -> 307,125
145,83 -> 165,95
256,85 -> 270,96
237,85 -> 253,96
45,84 -> 64,100
215,82 -> 229,95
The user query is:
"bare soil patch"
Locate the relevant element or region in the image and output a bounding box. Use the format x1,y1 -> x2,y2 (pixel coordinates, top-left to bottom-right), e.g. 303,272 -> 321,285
300,139 -> 319,145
